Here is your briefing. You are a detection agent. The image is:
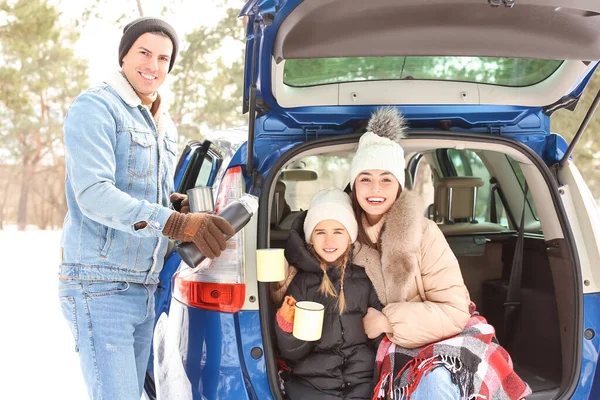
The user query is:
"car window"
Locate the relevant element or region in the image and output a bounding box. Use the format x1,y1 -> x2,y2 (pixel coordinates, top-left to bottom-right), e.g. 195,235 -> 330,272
284,57 -> 562,87
282,155 -> 351,211
447,149 -> 509,228
194,154 -> 215,188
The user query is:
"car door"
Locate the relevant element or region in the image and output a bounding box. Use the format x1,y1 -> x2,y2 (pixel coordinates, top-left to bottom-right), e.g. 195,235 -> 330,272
144,139 -> 224,398
156,139 -> 223,321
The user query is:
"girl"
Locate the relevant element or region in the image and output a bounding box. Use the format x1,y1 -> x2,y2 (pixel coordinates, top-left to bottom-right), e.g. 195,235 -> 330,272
275,188 -> 382,400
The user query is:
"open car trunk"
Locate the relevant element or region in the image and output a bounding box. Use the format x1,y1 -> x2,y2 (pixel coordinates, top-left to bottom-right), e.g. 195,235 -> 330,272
262,134 -> 581,399
243,1 -> 597,398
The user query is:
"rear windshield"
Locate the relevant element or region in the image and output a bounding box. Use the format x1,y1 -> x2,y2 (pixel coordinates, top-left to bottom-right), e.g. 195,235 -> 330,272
283,57 -> 563,87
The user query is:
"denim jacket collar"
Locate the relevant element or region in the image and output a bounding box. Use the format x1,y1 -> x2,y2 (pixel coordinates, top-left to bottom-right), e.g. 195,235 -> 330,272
105,70 -> 142,107
104,70 -> 171,135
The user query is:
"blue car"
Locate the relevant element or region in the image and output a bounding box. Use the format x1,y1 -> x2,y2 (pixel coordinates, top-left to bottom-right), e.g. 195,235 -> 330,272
145,1 -> 600,399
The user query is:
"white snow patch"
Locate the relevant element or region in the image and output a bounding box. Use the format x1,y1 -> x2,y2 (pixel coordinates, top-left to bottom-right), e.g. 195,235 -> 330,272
0,228 -> 87,399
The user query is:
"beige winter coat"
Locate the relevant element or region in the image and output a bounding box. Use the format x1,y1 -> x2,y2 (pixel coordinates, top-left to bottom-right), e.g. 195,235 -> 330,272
353,190 -> 471,348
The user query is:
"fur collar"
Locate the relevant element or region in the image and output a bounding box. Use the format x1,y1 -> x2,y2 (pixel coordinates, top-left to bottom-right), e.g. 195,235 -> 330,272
105,70 -> 142,107
353,190 -> 425,305
104,70 -> 171,135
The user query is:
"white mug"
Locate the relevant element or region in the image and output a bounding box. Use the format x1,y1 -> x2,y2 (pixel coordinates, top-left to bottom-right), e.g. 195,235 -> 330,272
256,249 -> 286,282
293,301 -> 325,341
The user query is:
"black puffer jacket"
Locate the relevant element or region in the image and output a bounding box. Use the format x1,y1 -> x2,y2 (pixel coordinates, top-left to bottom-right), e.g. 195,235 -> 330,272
275,213 -> 382,400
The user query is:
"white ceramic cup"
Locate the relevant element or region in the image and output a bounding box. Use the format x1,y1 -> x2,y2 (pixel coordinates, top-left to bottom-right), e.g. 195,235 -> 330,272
256,249 -> 286,282
293,301 -> 325,341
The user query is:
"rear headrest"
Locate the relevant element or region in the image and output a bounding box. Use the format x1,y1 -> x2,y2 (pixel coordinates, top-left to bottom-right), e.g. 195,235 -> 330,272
434,177 -> 484,223
271,180 -> 287,227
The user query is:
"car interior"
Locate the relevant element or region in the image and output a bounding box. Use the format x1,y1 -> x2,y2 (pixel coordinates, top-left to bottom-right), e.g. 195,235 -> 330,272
265,136 -> 579,399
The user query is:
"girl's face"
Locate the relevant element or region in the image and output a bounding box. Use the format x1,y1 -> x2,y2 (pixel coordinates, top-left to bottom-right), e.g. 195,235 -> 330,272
354,169 -> 400,223
310,219 -> 350,263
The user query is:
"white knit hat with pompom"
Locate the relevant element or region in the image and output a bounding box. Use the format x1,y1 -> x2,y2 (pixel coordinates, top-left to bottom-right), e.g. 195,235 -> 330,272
350,107 -> 407,189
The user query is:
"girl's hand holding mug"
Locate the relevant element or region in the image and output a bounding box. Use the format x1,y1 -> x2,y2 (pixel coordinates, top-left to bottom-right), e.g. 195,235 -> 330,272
276,296 -> 297,333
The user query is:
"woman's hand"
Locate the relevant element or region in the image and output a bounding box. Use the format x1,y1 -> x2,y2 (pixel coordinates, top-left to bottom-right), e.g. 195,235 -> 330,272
363,307 -> 392,339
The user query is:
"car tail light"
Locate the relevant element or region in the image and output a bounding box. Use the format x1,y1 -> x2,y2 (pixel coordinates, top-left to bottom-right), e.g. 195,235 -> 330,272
173,166 -> 246,313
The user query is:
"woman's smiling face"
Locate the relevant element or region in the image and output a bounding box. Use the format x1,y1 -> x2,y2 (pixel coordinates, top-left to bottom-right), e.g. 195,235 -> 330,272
354,169 -> 400,224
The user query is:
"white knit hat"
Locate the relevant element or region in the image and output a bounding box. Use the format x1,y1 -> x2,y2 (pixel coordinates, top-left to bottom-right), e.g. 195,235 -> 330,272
350,108 -> 407,189
303,189 -> 358,243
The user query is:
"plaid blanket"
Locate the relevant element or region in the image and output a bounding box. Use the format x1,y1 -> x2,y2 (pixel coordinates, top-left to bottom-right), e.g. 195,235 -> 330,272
373,312 -> 531,400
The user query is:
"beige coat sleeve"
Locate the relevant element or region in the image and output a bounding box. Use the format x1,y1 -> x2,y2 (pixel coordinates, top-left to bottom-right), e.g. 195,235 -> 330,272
382,220 -> 471,348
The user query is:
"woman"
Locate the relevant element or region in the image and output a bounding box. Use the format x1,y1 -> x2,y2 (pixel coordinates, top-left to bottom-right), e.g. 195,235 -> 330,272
349,107 -> 471,347
350,108 -> 528,400
349,108 -> 470,399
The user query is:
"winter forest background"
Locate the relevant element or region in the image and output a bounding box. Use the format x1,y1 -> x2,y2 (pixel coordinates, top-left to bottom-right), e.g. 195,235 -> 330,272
1,0 -> 599,231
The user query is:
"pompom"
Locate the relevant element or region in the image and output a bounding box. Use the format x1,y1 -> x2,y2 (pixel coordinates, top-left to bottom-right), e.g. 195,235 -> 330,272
366,107 -> 407,142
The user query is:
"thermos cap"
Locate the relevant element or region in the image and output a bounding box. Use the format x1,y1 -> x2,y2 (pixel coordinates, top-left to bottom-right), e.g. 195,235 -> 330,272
187,187 -> 214,213
237,194 -> 259,215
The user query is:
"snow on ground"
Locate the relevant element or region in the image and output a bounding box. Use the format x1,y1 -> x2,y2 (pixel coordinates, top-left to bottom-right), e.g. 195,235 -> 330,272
0,227 -> 88,399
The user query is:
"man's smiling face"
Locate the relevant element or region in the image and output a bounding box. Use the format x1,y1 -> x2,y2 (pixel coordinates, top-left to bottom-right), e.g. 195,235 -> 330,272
121,32 -> 172,95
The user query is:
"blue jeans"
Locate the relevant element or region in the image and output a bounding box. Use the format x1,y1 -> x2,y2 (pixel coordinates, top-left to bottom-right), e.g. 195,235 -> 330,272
58,279 -> 157,400
410,366 -> 462,400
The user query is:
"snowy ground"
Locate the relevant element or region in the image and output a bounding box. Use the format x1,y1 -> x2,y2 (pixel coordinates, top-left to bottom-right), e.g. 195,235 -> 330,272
0,228 -> 88,399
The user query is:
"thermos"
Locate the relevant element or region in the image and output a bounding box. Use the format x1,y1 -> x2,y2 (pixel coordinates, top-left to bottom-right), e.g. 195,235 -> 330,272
176,194 -> 259,268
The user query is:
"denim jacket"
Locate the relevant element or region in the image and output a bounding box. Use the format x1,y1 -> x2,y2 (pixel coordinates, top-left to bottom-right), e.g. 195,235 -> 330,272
60,71 -> 178,284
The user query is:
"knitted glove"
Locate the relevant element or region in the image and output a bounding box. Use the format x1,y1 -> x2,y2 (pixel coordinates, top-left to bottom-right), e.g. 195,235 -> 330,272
276,296 -> 297,333
170,193 -> 190,214
163,212 -> 235,259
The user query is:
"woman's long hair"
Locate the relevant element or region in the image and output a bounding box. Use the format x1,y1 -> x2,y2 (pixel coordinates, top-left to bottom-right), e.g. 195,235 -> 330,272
309,241 -> 352,314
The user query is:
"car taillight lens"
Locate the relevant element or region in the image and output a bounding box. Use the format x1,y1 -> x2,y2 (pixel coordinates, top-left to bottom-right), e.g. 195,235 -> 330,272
173,273 -> 245,313
173,166 -> 246,313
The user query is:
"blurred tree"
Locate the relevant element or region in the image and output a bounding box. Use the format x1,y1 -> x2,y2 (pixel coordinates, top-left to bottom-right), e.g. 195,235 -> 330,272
0,0 -> 88,230
136,0 -> 144,16
170,7 -> 245,144
551,69 -> 600,202
0,161 -> 16,230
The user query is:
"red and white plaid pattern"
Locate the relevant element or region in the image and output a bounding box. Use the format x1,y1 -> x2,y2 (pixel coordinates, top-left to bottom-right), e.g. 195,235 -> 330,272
373,313 -> 531,400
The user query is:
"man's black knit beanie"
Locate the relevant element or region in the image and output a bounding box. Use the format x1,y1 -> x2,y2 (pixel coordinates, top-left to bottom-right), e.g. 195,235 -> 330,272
118,17 -> 179,73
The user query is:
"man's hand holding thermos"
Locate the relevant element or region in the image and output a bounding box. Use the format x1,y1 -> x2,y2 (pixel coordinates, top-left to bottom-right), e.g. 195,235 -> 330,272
162,211 -> 235,259
170,194 -> 259,268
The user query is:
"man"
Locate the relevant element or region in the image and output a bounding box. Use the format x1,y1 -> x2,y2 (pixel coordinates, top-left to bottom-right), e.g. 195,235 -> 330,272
58,17 -> 234,399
